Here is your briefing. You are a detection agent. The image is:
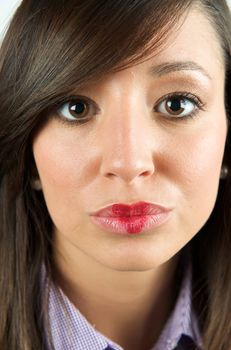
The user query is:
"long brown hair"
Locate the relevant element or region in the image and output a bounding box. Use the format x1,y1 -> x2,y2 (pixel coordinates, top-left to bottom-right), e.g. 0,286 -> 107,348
0,1 -> 230,349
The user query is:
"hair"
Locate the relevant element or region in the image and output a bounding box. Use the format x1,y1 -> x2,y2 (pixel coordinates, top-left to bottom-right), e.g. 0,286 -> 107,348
0,0 -> 231,349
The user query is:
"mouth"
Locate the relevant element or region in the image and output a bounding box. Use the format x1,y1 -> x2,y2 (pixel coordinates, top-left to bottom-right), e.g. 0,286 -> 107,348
90,201 -> 171,217
90,201 -> 172,235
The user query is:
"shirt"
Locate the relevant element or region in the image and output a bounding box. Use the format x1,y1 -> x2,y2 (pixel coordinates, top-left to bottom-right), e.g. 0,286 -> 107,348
41,247 -> 203,350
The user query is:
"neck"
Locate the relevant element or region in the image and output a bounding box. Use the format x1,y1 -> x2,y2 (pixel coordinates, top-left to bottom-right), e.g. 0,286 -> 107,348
51,244 -> 182,350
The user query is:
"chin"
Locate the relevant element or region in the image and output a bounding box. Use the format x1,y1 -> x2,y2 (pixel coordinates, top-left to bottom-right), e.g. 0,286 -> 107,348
97,251 -> 172,272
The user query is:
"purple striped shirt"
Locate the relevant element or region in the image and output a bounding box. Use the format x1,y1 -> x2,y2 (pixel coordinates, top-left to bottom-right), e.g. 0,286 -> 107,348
41,248 -> 203,350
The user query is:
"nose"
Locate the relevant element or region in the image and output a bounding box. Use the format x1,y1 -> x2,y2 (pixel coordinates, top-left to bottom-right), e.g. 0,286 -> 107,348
99,97 -> 155,184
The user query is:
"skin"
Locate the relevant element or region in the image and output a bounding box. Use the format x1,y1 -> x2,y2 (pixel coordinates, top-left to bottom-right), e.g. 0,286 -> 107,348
32,7 -> 228,350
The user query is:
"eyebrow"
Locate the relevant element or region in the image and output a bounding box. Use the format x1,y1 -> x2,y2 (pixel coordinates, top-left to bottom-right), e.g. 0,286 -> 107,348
148,61 -> 212,81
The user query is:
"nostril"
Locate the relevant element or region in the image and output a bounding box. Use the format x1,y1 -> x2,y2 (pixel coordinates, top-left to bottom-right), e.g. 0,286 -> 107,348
142,170 -> 152,177
106,173 -> 116,179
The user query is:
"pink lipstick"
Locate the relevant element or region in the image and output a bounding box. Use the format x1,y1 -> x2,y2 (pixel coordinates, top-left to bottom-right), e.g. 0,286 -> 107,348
90,201 -> 172,235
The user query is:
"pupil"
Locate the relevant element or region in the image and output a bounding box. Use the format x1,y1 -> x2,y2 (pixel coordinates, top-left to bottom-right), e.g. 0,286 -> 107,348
169,99 -> 181,112
74,102 -> 85,114
70,101 -> 86,115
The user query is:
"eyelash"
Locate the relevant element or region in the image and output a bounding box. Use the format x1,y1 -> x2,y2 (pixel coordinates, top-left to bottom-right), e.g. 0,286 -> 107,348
155,92 -> 205,120
53,91 -> 206,126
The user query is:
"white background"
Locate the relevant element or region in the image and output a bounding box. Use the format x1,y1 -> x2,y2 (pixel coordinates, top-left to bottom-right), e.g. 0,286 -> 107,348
0,0 -> 231,41
0,0 -> 22,39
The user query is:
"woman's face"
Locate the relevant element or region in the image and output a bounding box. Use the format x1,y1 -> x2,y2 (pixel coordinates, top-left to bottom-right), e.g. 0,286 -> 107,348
32,8 -> 228,271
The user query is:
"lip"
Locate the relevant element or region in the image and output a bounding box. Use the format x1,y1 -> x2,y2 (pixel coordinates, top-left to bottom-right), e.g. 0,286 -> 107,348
90,201 -> 172,235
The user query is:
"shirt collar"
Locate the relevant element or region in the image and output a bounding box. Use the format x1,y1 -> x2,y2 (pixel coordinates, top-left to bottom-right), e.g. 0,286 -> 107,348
41,246 -> 203,350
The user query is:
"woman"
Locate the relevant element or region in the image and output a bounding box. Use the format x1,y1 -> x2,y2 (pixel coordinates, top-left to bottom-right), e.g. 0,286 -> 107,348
0,0 -> 231,349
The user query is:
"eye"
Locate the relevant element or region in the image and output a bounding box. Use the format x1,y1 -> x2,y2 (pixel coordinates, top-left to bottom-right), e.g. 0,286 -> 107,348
56,97 -> 98,124
155,93 -> 204,119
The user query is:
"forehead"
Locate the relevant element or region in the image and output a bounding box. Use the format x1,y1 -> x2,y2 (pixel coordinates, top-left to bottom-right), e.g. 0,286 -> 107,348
141,7 -> 225,80
83,7 -> 225,92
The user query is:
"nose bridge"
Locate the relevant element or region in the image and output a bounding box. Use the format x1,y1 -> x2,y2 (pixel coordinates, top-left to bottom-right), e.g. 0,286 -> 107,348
100,88 -> 155,183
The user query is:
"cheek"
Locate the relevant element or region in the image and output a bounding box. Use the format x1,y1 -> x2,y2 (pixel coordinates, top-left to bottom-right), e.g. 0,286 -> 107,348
32,124 -> 92,231
185,130 -> 225,189
170,117 -> 227,226
33,122 -> 94,190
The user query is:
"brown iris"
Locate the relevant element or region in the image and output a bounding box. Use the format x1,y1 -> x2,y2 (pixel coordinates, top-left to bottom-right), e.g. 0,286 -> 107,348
69,101 -> 89,119
165,98 -> 185,115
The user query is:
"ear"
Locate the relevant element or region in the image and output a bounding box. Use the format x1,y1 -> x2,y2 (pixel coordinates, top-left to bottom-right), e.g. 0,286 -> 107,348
30,177 -> 42,190
220,164 -> 229,180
